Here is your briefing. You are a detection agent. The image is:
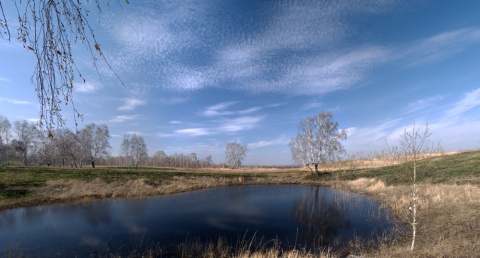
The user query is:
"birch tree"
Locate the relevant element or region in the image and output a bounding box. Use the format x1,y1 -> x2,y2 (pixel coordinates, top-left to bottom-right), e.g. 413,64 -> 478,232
225,142 -> 248,169
121,133 -> 148,169
130,134 -> 148,169
0,0 -> 125,130
80,123 -> 111,168
12,120 -> 42,166
386,123 -> 439,250
0,116 -> 12,165
289,112 -> 347,175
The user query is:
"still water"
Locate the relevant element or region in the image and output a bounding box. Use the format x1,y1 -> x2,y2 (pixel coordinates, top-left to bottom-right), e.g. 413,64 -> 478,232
0,185 -> 399,256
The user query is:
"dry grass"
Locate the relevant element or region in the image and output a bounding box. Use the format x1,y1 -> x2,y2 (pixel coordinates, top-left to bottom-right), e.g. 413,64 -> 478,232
2,150 -> 480,257
174,237 -> 331,258
4,174 -> 480,257
339,177 -> 480,257
30,175 -> 310,207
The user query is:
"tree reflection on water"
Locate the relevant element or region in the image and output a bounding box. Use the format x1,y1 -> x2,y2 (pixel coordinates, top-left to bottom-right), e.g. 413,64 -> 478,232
292,186 -> 351,250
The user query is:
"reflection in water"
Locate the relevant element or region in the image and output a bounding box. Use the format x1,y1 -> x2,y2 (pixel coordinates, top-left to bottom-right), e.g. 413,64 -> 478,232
292,186 -> 350,248
0,185 -> 399,256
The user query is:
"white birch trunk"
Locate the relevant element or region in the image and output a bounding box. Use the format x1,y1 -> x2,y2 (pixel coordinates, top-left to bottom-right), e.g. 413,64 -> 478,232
411,162 -> 417,250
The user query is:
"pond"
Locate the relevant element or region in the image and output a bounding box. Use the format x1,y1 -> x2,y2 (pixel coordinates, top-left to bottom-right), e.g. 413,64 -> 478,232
0,185 -> 400,256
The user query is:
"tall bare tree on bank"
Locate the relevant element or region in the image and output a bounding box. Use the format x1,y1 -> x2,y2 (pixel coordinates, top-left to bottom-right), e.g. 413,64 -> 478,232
80,124 -> 111,168
289,112 -> 347,175
0,0 -> 125,131
11,120 -> 42,166
225,142 -> 248,169
120,133 -> 148,169
386,123 -> 439,250
0,116 -> 12,165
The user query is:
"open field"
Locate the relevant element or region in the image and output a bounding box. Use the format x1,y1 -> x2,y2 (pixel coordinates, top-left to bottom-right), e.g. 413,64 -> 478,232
1,150 -> 480,257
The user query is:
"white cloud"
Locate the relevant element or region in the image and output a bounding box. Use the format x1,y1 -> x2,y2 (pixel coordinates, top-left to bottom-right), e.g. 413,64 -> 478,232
200,101 -> 238,117
403,95 -> 445,114
98,1 -> 480,98
109,115 -> 141,123
175,128 -> 212,136
445,88 -> 480,118
170,120 -> 182,124
0,76 -> 10,83
118,98 -> 146,111
219,116 -> 263,133
200,102 -> 266,118
344,119 -> 402,154
301,102 -> 322,110
248,135 -> 290,149
124,131 -> 144,135
74,81 -> 101,93
0,97 -> 33,105
102,0 -> 401,95
402,27 -> 480,66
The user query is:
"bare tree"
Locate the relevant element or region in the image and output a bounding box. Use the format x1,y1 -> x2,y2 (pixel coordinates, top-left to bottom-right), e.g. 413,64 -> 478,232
289,112 -> 347,175
203,155 -> 214,168
121,133 -> 148,169
225,142 -> 247,169
38,132 -> 56,166
130,134 -> 148,169
120,134 -> 132,166
0,0 -> 125,131
151,150 -> 167,167
12,120 -> 42,166
80,123 -> 111,168
0,116 -> 12,165
54,128 -> 84,167
386,123 -> 439,250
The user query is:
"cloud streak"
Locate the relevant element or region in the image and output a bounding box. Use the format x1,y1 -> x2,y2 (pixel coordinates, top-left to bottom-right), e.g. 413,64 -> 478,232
0,97 -> 33,105
248,135 -> 290,149
109,115 -> 141,123
445,87 -> 480,118
403,95 -> 445,115
118,98 -> 146,111
103,1 -> 402,95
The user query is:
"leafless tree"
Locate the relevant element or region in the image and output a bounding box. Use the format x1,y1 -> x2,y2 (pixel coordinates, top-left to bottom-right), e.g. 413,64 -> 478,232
53,127 -> 82,167
38,132 -> 56,166
0,116 -> 12,165
386,123 -> 440,250
130,134 -> 148,169
12,120 -> 42,166
0,0 -> 125,131
289,112 -> 347,175
121,133 -> 148,169
203,155 -> 214,168
151,150 -> 167,167
225,141 -> 248,169
80,123 -> 111,168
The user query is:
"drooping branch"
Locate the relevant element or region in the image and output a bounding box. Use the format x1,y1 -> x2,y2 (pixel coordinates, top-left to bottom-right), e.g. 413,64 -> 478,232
2,0 -> 125,132
0,0 -> 10,39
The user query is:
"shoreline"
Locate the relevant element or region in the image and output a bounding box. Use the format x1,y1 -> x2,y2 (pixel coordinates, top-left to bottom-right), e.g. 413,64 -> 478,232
1,152 -> 479,257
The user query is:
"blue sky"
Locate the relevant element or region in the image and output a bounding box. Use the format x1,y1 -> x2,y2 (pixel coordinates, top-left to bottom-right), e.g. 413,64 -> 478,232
1,0 -> 480,165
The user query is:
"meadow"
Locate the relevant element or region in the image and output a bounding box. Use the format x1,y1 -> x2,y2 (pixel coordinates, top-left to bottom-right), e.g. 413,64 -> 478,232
1,150 -> 480,257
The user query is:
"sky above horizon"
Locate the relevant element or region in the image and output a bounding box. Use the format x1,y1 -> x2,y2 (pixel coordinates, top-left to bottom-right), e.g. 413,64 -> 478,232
1,0 -> 480,165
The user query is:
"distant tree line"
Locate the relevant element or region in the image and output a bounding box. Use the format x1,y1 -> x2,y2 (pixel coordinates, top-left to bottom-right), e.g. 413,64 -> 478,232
0,116 -> 217,168
0,116 -> 110,167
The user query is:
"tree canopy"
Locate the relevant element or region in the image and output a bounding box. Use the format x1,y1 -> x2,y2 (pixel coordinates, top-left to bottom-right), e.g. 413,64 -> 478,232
225,142 -> 248,169
289,112 -> 347,175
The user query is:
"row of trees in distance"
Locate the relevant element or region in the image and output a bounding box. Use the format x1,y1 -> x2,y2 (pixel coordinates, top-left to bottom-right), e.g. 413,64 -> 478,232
0,116 -> 220,168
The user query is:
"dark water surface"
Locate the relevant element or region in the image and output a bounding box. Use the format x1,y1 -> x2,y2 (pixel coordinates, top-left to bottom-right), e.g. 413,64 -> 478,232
0,185 -> 400,256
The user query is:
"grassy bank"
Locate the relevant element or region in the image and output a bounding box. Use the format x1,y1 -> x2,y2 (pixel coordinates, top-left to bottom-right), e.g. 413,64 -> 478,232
1,151 -> 480,257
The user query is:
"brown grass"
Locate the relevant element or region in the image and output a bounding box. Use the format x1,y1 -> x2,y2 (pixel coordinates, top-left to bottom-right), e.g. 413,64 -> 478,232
339,177 -> 480,257
29,175 -> 311,207
2,155 -> 480,257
